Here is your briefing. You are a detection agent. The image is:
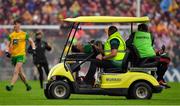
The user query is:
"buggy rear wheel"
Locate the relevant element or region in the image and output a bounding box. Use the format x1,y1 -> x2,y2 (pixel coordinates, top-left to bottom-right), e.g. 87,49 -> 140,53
127,82 -> 152,99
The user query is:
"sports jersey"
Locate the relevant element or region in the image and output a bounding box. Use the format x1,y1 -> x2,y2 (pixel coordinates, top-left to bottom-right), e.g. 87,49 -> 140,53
8,31 -> 29,56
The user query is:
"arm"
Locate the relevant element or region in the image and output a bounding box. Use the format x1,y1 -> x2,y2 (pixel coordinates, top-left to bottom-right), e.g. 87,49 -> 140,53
6,35 -> 11,52
103,38 -> 119,60
45,42 -> 52,51
103,49 -> 118,60
26,33 -> 36,50
5,35 -> 11,58
91,44 -> 104,54
28,38 -> 36,50
95,41 -> 104,55
126,32 -> 135,48
5,41 -> 10,52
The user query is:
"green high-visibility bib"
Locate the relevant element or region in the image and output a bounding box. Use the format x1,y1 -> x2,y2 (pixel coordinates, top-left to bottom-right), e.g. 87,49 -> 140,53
104,31 -> 126,60
133,31 -> 156,58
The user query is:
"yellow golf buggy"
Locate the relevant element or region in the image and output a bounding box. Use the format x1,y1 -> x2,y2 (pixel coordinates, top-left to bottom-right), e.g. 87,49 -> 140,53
44,16 -> 163,99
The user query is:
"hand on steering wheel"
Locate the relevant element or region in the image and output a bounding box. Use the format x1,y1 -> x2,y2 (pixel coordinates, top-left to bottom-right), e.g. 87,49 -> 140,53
96,54 -> 103,60
89,43 -> 100,54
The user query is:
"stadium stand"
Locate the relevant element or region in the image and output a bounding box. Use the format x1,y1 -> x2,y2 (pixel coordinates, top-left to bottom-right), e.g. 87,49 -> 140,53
0,0 -> 179,80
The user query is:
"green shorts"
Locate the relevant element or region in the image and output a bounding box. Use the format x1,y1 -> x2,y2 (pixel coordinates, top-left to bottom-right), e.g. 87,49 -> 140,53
11,55 -> 26,65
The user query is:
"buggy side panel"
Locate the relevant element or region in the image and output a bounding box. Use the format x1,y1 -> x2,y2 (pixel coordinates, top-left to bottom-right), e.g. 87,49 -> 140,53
101,71 -> 159,88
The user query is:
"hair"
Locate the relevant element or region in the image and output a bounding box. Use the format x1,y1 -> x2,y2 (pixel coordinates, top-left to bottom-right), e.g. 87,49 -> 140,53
138,23 -> 148,32
108,26 -> 118,36
14,20 -> 21,25
89,40 -> 95,44
35,32 -> 42,36
71,45 -> 80,53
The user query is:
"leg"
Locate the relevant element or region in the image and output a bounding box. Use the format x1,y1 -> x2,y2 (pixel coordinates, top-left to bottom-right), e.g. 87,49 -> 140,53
156,57 -> 171,88
101,60 -> 119,72
6,62 -> 23,91
84,60 -> 112,85
84,61 -> 97,85
10,62 -> 23,85
157,56 -> 170,81
156,62 -> 171,88
42,62 -> 50,76
19,67 -> 28,85
142,57 -> 164,80
36,64 -> 44,88
156,56 -> 170,81
157,63 -> 169,81
19,67 -> 32,91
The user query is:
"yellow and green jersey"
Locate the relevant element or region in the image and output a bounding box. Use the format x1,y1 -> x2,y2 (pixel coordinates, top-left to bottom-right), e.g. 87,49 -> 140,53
8,31 -> 29,57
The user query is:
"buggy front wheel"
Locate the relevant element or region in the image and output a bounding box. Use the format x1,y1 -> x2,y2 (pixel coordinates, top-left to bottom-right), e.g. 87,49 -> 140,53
49,81 -> 71,99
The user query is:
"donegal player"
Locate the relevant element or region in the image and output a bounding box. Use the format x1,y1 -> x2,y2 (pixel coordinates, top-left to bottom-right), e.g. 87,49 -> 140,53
5,20 -> 36,91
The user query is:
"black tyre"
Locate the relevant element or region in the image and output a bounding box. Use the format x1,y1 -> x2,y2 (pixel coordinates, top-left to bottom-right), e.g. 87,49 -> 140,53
125,94 -> 132,99
127,82 -> 152,99
49,81 -> 71,99
44,82 -> 54,99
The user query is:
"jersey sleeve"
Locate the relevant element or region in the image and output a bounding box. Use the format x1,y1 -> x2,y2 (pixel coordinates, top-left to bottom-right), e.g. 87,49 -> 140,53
26,33 -> 30,40
7,35 -> 11,41
110,38 -> 120,49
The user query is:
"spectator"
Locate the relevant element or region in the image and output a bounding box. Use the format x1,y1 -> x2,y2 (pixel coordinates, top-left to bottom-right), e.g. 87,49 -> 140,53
0,0 -> 179,80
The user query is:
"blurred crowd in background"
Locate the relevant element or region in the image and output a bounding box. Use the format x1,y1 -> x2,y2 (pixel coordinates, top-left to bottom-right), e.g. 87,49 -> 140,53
0,0 -> 179,80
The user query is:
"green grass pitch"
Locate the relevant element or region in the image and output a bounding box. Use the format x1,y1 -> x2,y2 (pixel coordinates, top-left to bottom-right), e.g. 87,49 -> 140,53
0,81 -> 180,105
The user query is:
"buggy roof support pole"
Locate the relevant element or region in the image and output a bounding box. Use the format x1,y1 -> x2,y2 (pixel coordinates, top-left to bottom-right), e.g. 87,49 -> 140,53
59,22 -> 75,63
131,23 -> 133,33
136,0 -> 141,17
64,23 -> 80,63
71,53 -> 95,72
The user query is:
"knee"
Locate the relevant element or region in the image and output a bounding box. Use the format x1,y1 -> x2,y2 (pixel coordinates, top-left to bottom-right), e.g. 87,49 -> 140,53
14,70 -> 20,75
159,57 -> 170,65
16,63 -> 23,69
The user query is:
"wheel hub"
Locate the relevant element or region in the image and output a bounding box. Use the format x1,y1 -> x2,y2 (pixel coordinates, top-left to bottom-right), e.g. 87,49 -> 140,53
136,86 -> 148,98
54,85 -> 66,97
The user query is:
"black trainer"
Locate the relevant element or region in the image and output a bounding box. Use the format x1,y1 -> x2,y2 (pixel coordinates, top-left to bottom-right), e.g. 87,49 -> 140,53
26,85 -> 32,91
6,85 -> 13,91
